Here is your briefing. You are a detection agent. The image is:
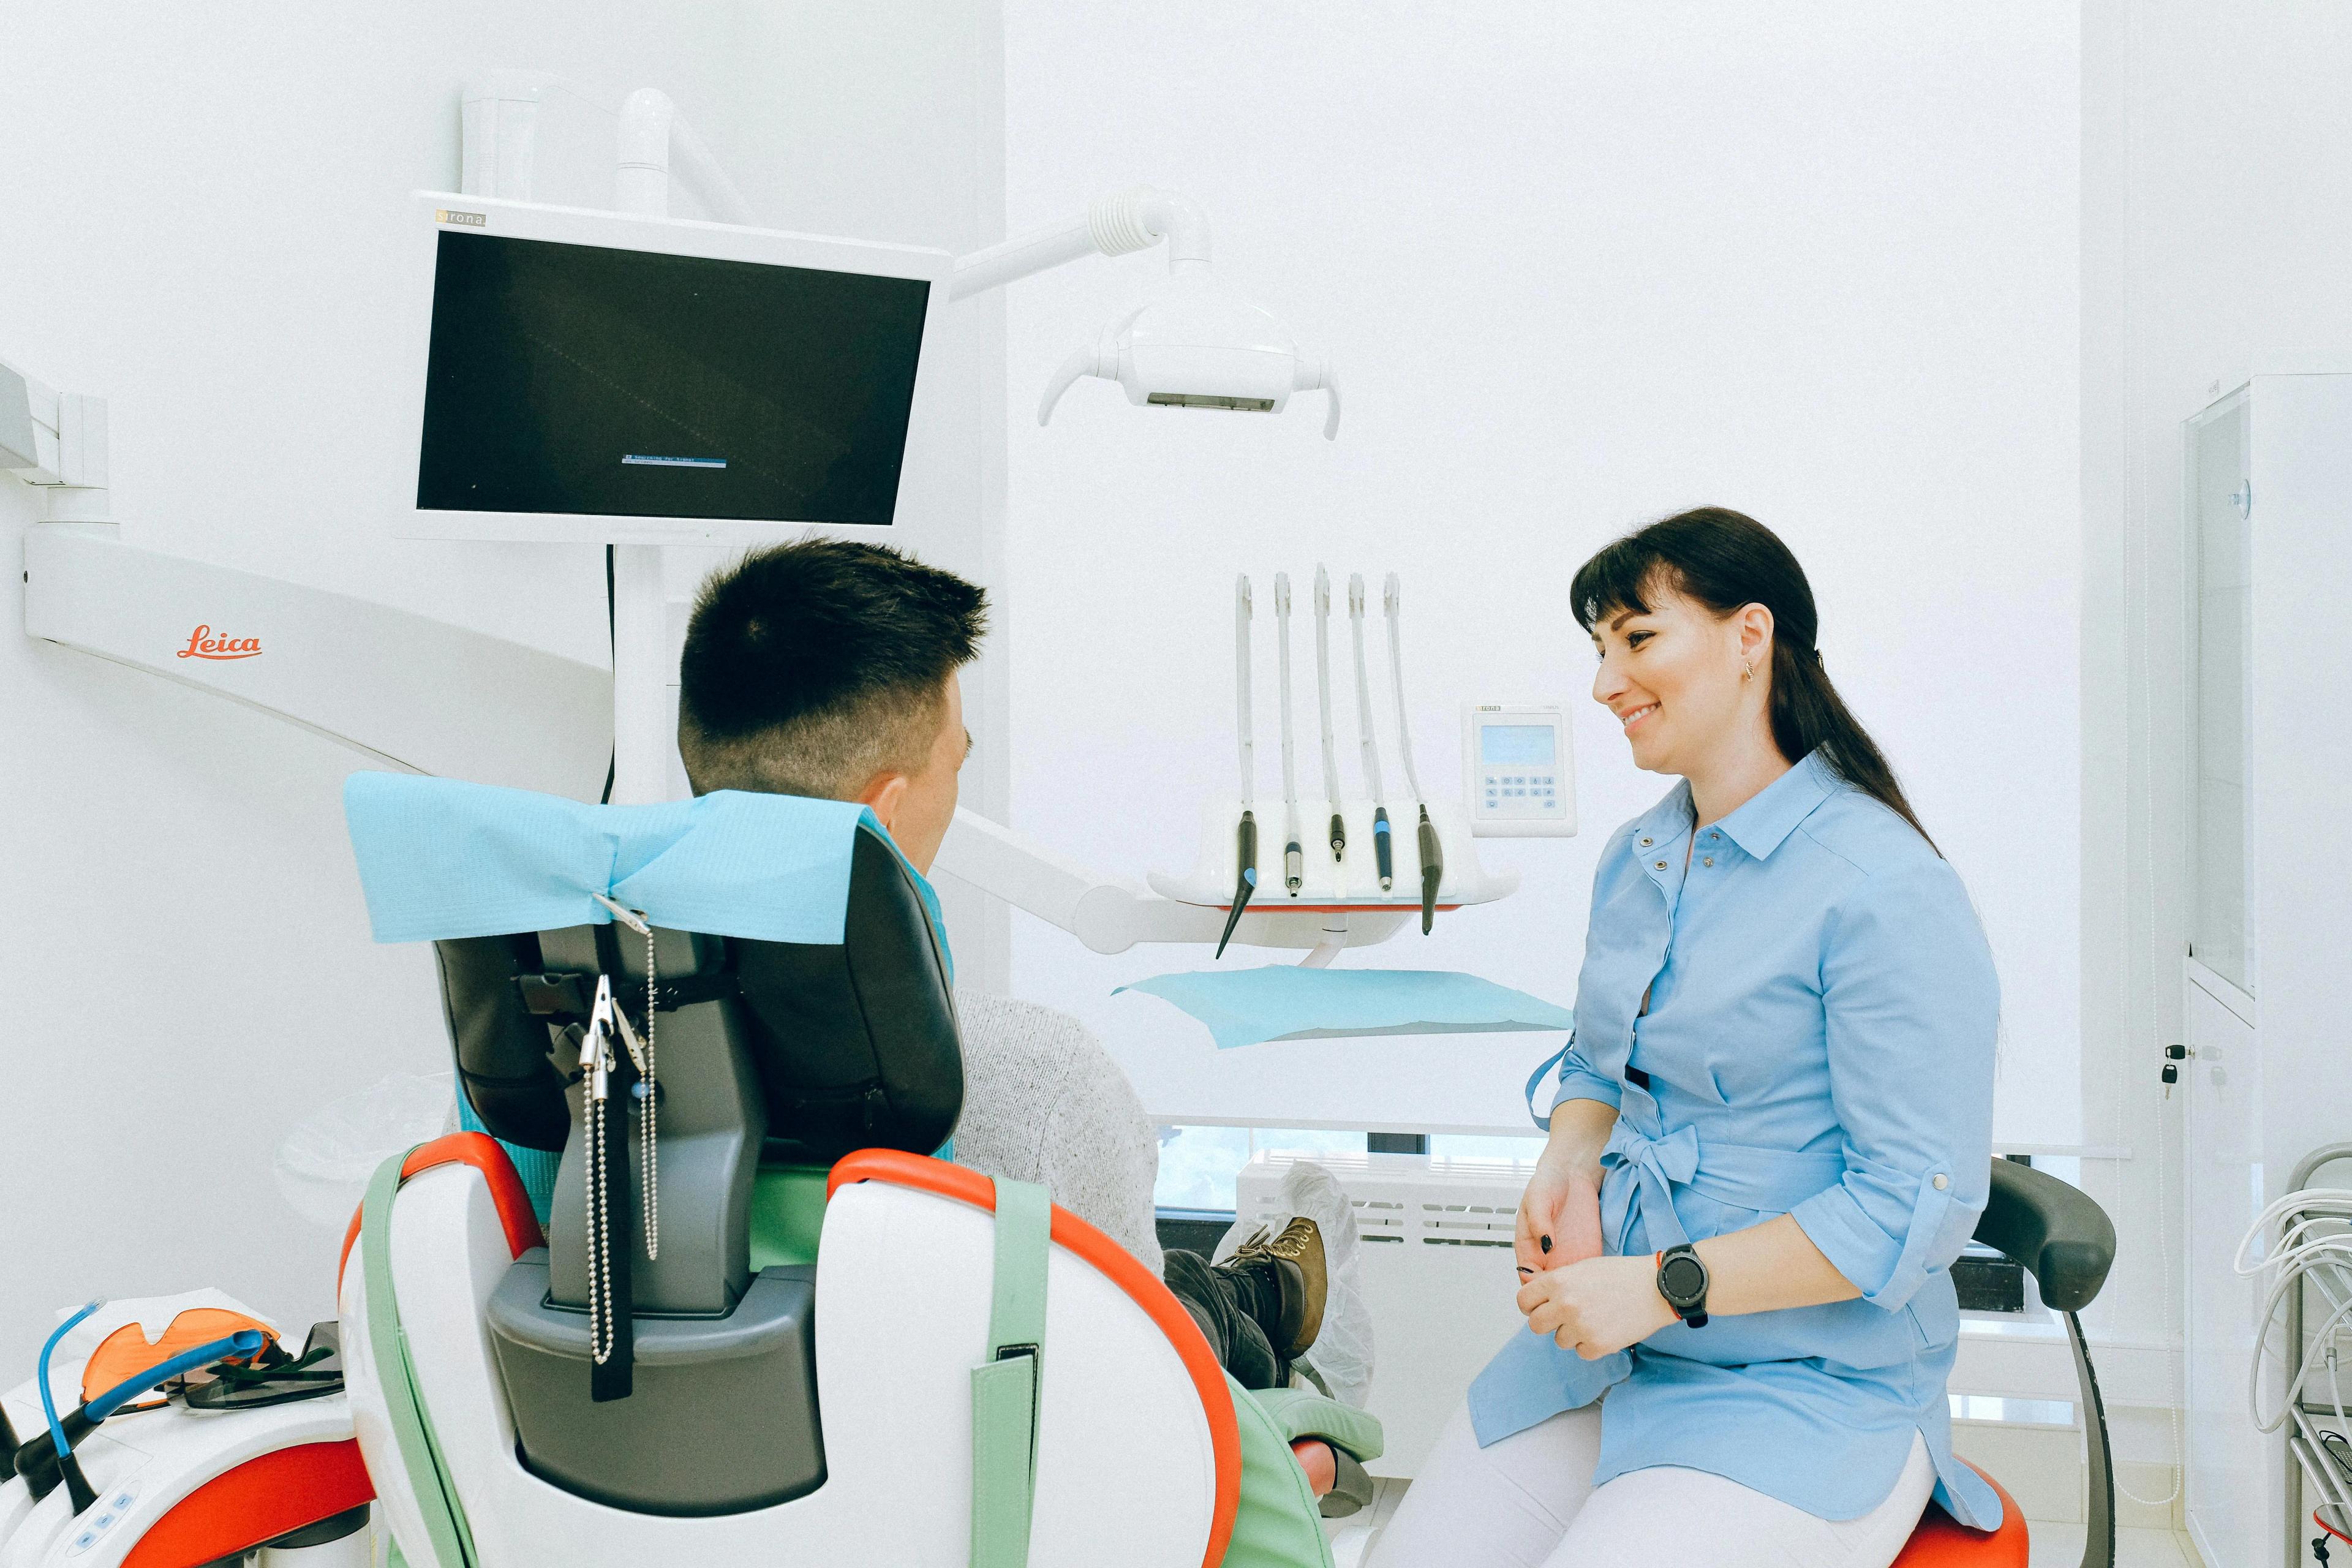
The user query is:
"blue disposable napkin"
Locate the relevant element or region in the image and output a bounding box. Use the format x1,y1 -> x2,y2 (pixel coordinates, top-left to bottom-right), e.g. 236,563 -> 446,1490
342,772 -> 948,967
1117,965 -> 1574,1050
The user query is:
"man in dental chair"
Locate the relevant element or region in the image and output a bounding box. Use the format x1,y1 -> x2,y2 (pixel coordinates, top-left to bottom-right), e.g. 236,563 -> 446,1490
673,537 -> 1370,1473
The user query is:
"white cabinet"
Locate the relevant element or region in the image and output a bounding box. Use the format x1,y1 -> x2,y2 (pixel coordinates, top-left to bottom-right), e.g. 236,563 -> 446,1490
2179,373 -> 2352,1568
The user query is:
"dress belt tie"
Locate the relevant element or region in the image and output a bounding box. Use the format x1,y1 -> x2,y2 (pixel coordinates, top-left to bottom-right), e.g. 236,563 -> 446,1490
1599,1118 -> 1845,1256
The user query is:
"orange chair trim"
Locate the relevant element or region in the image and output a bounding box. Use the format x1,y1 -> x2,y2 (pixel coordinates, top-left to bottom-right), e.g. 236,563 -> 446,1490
119,1439 -> 372,1568
337,1131 -> 545,1293
829,1148 -> 1243,1568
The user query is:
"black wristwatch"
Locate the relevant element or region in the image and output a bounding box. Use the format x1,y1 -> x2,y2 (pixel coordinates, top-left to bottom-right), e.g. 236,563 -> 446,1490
1656,1243 -> 1709,1329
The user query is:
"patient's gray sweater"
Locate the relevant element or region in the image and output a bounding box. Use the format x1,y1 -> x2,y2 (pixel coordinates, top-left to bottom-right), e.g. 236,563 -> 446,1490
950,990 -> 1164,1275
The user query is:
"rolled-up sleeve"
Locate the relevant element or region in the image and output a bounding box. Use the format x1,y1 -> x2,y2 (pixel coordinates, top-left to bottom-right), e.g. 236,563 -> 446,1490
1548,1041 -> 1624,1115
1789,858 -> 1998,1311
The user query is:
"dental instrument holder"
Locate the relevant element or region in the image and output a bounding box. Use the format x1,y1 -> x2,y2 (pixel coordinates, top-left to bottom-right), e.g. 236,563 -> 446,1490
1153,796 -> 1512,962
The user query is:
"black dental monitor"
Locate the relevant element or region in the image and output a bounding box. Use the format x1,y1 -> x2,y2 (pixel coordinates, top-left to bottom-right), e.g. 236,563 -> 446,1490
401,193 -> 950,545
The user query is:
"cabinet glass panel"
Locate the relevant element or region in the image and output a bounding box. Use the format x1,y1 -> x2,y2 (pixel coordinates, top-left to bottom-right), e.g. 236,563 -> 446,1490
2191,399 -> 2255,993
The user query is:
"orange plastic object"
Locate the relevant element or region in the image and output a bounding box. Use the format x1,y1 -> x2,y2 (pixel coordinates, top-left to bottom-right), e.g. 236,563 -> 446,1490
829,1148 -> 1244,1568
1887,1463 -> 2030,1568
337,1131 -> 546,1293
119,1439 -> 372,1568
81,1310 -> 280,1405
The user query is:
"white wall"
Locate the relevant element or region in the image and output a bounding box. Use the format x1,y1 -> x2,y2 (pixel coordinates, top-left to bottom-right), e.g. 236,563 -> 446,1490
1000,4 -> 2084,1143
2078,0 -> 2352,1523
0,0 -> 1006,1374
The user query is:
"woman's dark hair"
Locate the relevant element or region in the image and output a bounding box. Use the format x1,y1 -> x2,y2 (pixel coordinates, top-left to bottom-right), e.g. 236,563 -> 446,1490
1569,506 -> 1935,851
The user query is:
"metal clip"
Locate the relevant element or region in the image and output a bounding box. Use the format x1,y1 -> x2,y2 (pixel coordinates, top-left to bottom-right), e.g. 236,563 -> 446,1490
591,892 -> 652,935
611,1000 -> 649,1078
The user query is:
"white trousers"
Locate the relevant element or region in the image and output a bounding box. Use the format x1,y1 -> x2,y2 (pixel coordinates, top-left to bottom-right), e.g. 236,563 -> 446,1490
1368,1401 -> 1937,1568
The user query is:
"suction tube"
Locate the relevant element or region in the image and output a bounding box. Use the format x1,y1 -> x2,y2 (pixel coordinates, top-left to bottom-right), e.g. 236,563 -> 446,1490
1219,575 -> 1258,959
33,1301 -> 100,1510
17,1330 -> 266,1507
1275,573 -> 1303,894
1384,573 -> 1444,933
1348,575 -> 1393,892
1313,567 -> 1346,869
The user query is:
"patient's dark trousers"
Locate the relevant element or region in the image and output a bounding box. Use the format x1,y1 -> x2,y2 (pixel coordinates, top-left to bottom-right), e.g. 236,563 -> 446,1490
1161,1250 -> 1283,1390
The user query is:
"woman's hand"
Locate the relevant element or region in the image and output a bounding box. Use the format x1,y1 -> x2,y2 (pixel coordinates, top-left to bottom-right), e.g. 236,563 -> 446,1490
1513,1161 -> 1604,1281
1514,1099 -> 1615,1284
1516,1255 -> 1676,1359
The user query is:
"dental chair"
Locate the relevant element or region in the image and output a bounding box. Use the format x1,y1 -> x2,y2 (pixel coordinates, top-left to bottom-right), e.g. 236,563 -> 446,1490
335,774 -> 1379,1568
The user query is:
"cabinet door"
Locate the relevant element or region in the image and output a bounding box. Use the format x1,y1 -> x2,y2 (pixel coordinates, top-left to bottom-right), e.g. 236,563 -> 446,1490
2183,973 -> 2265,1567
2190,396 -> 2255,994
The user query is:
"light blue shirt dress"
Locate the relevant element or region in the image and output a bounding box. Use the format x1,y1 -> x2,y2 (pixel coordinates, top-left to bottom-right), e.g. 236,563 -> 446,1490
1468,749 -> 2002,1529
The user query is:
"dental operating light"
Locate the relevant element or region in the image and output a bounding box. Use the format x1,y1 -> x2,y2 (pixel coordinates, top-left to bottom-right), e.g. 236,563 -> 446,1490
951,187 -> 1339,439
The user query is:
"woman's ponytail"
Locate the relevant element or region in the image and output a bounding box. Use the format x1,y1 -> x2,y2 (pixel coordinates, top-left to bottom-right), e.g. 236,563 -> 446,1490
1570,507 -> 1937,853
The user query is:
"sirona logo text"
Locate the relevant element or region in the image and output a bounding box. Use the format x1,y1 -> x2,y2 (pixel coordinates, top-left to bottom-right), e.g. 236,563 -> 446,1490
435,209 -> 486,227
178,625 -> 262,661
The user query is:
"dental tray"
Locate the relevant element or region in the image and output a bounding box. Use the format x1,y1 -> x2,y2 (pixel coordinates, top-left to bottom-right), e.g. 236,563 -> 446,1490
1147,797 -> 1517,912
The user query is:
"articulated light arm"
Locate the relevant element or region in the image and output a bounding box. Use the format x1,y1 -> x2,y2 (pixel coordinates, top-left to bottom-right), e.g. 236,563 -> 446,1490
949,187 -> 1210,301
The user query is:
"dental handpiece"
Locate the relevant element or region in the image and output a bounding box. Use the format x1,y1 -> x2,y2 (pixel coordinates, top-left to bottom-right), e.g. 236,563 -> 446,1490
1219,575 -> 1258,959
1385,573 -> 1444,934
1275,573 -> 1303,894
1348,573 -> 1393,892
1313,567 -> 1346,866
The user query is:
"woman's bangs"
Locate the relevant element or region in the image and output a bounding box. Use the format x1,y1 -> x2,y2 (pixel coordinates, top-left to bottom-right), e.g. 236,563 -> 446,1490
1569,540 -> 1670,633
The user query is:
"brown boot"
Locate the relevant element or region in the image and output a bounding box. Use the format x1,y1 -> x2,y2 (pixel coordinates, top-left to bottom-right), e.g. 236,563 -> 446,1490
1225,1217 -> 1329,1358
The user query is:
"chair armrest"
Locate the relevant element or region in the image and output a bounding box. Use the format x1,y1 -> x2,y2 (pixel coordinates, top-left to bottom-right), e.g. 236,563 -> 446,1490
1972,1159 -> 2116,1313
1245,1387 -> 1384,1464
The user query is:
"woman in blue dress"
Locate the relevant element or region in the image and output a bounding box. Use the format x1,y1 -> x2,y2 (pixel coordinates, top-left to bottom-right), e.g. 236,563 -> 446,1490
1372,508 -> 1999,1566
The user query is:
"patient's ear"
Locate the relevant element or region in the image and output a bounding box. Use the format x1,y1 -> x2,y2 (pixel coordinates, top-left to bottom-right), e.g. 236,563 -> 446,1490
858,772 -> 910,830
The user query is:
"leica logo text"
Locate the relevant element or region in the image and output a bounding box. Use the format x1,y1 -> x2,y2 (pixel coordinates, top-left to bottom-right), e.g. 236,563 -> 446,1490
178,625 -> 262,660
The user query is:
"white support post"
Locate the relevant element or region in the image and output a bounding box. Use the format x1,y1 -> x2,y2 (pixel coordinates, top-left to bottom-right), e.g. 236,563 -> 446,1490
606,544 -> 674,803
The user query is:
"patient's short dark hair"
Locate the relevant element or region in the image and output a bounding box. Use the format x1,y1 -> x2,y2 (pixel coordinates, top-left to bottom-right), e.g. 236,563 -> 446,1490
678,538 -> 987,799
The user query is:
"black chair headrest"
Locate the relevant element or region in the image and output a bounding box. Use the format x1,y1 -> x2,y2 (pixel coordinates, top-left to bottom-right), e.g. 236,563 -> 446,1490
1973,1158 -> 2116,1313
435,821 -> 962,1163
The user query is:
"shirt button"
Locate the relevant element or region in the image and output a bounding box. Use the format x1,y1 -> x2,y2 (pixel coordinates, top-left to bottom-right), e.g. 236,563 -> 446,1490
1654,861 -> 1667,870
1703,856 -> 1714,867
1932,1173 -> 1950,1191
1640,837 -> 1654,848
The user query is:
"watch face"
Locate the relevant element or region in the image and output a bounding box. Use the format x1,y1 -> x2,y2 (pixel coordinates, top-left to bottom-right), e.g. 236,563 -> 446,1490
1660,1254 -> 1706,1307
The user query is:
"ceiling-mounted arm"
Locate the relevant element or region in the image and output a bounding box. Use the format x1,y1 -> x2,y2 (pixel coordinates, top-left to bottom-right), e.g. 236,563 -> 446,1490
616,88 -> 752,224
949,186 -> 1209,301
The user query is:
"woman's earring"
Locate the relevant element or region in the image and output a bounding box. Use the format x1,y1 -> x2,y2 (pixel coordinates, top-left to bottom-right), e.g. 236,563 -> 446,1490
1741,660 -> 1754,682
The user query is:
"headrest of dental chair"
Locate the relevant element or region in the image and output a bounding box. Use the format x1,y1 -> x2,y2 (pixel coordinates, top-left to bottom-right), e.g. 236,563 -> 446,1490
435,820 -> 962,1164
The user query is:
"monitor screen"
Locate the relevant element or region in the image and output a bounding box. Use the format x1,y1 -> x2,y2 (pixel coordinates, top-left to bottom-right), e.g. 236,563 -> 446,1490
1480,723 -> 1556,766
415,230 -> 931,525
